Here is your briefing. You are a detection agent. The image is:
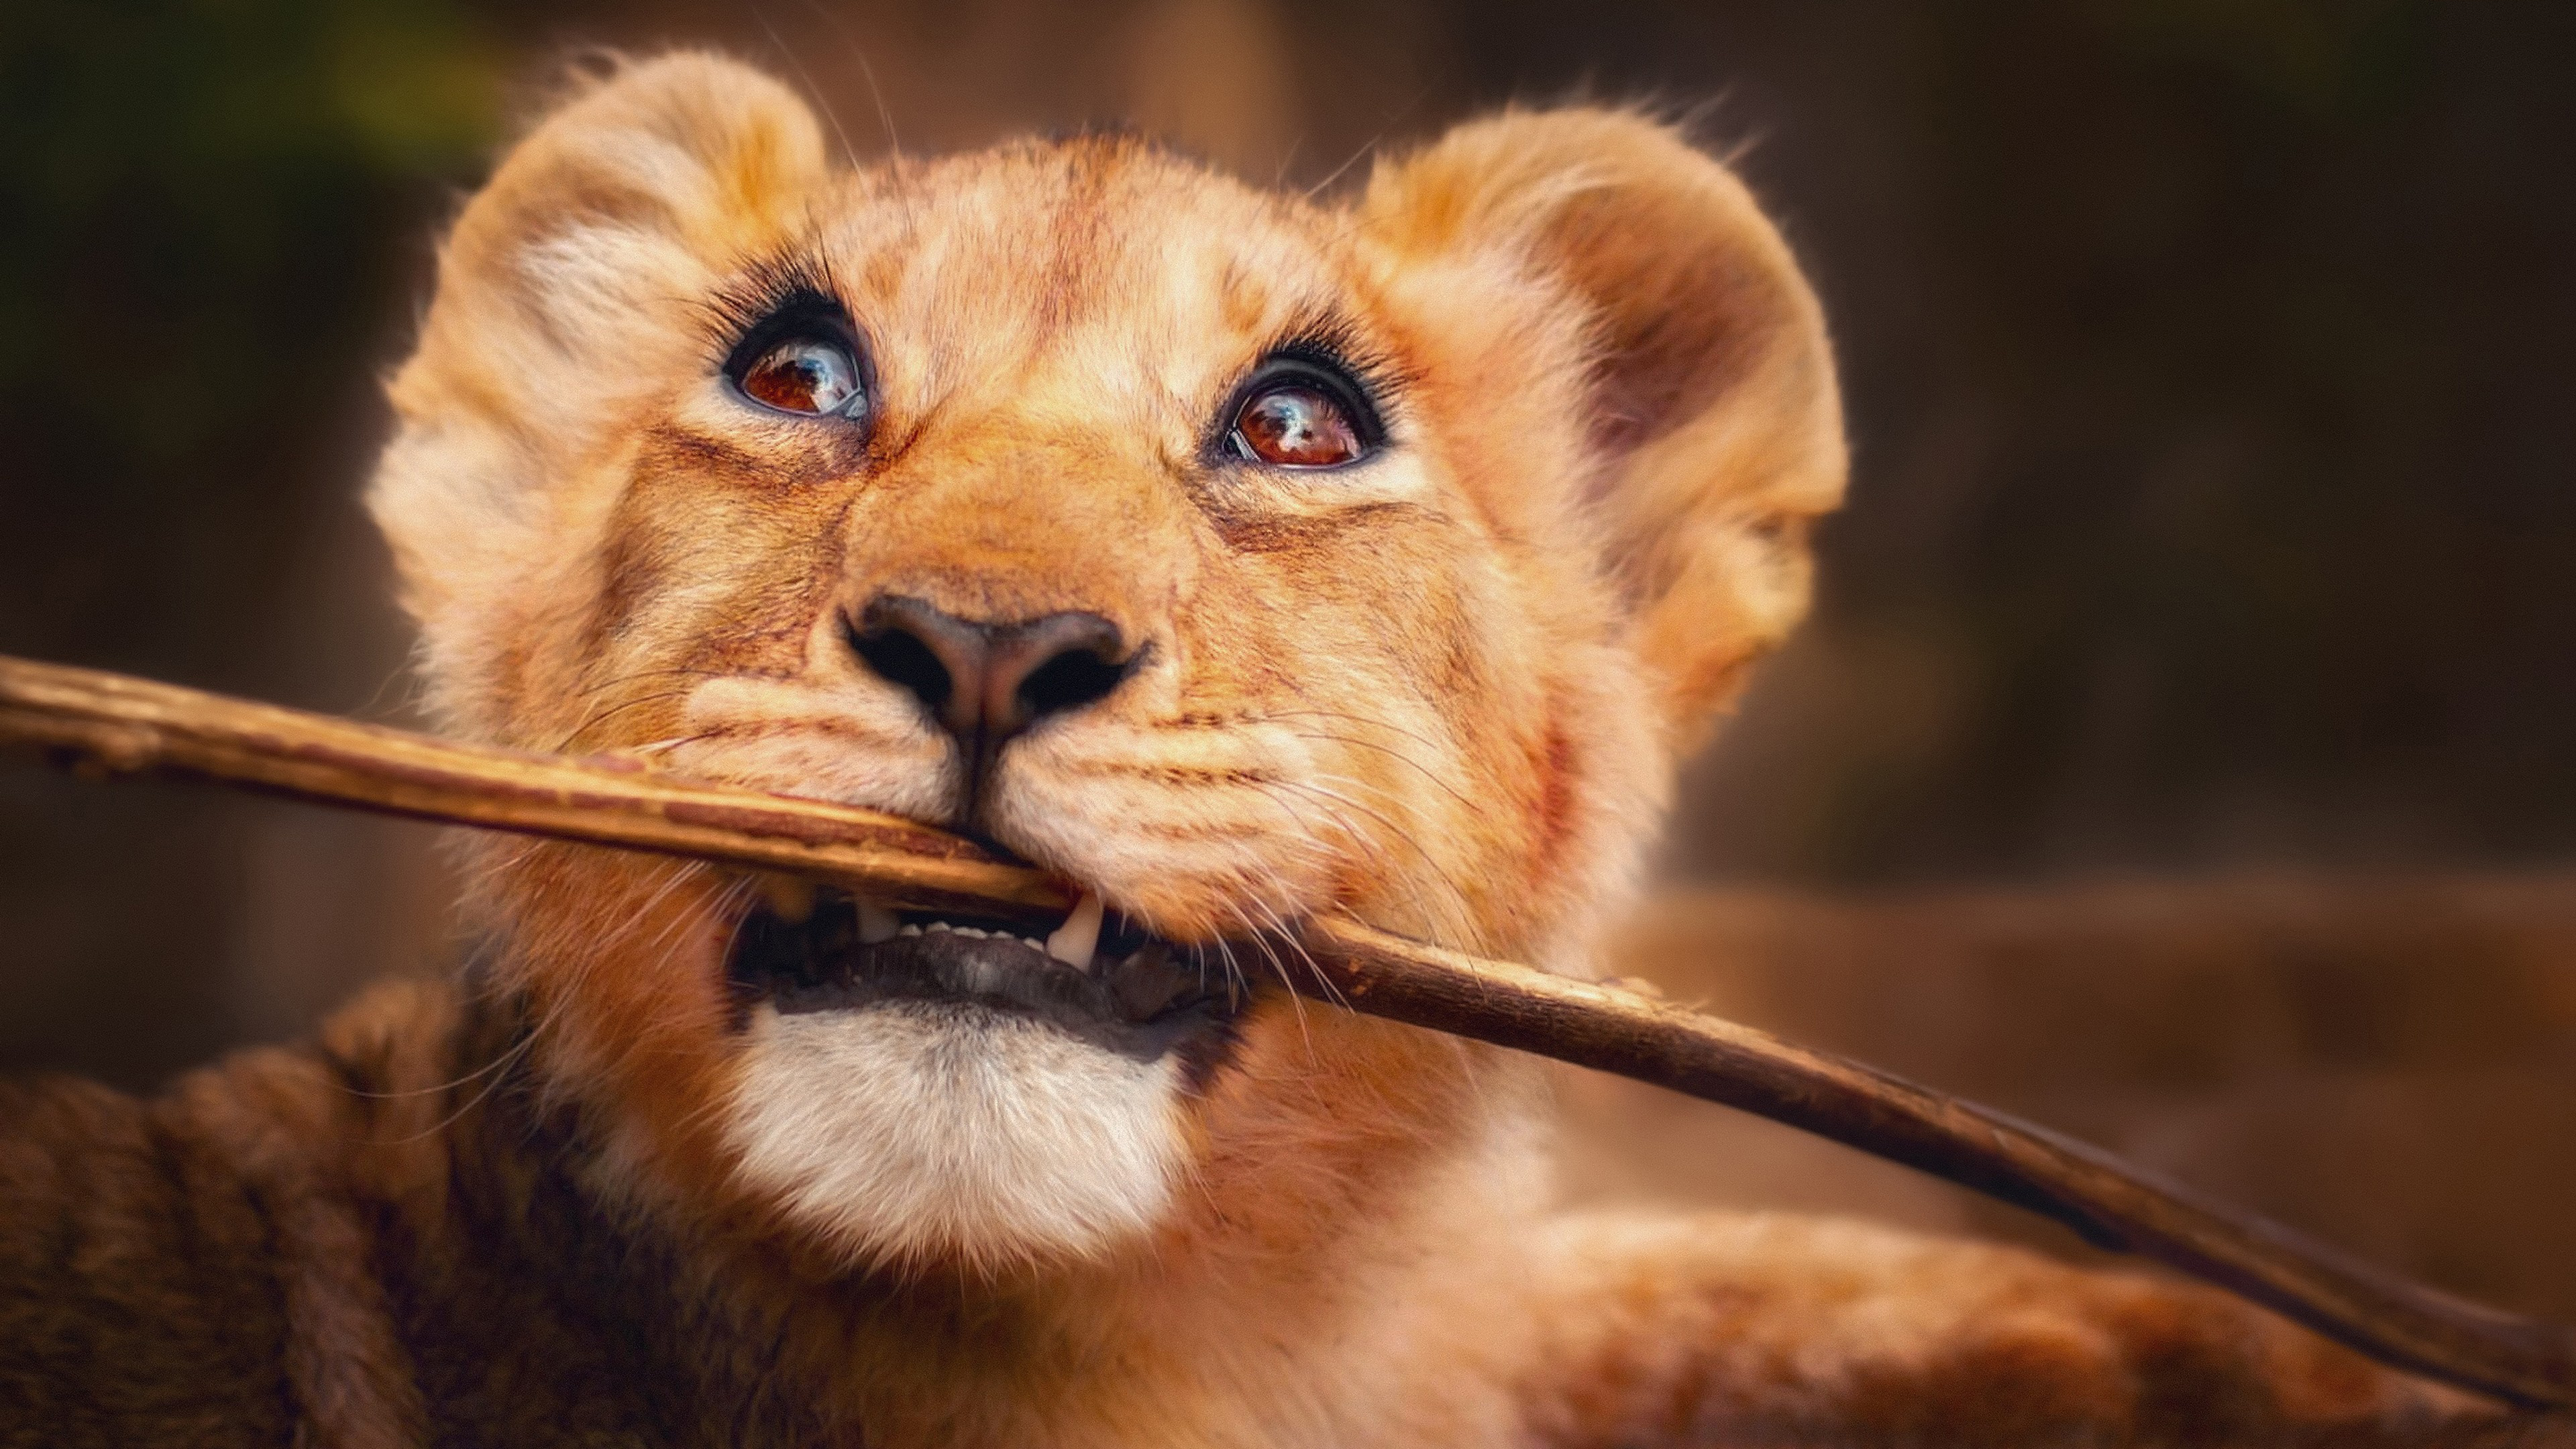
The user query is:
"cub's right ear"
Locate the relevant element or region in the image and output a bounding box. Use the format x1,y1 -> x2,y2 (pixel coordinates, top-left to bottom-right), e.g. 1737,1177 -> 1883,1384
372,53 -> 827,664
1360,109 -> 1845,759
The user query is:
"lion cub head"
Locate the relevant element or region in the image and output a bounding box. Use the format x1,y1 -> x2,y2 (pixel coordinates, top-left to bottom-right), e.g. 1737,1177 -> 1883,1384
370,54 -> 1841,1273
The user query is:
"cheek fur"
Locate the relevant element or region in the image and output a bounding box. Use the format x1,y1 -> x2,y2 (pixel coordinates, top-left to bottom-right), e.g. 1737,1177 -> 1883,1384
500,848 -> 749,1196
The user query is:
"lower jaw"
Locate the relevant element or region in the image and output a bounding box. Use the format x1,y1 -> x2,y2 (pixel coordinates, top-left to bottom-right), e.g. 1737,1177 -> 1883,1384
724,884 -> 1255,1084
760,985 -> 1251,1089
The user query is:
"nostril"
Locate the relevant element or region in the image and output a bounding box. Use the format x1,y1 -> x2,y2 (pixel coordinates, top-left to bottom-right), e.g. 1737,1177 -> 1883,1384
847,617 -> 954,712
1016,645 -> 1126,722
848,596 -> 1128,746
994,612 -> 1130,735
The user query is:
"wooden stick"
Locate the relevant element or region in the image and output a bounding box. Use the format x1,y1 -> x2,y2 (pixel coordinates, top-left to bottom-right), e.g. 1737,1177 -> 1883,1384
0,655 -> 1067,921
1301,918 -> 2576,1413
1,653 -> 2570,1413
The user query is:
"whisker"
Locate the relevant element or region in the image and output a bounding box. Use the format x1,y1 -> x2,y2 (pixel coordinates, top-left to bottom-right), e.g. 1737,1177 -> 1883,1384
629,717 -> 913,755
1265,776 -> 1481,945
792,0 -> 902,155
581,860 -> 734,1083
1260,705 -> 1452,761
750,2 -> 862,172
1301,105 -> 1413,203
1243,775 -> 1474,961
567,665 -> 728,702
340,1021 -> 531,1102
1283,729 -> 1477,812
1221,897 -> 1325,1078
1238,775 -> 1340,859
1241,773 -> 1416,897
389,979 -> 569,1146
1205,928 -> 1255,1036
624,729 -> 727,757
1243,889 -> 1349,1014
553,688 -> 697,753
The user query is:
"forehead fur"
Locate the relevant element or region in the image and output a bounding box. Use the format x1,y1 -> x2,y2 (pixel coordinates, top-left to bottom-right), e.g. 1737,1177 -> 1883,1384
837,135 -> 1366,354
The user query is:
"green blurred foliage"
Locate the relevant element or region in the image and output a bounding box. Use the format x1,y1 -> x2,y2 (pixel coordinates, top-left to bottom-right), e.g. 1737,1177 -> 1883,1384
0,0 -> 500,683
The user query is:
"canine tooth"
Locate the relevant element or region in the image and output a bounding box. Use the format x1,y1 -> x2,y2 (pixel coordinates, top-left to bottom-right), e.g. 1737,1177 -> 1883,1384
1046,891 -> 1104,972
757,873 -> 816,924
898,923 -> 922,938
857,900 -> 900,945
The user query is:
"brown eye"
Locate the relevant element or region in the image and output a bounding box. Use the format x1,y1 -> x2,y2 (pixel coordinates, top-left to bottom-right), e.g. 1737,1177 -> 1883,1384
737,333 -> 863,417
1228,380 -> 1368,468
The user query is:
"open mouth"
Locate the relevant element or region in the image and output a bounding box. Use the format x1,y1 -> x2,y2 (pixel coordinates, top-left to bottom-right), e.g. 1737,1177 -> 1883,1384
725,880 -> 1248,1064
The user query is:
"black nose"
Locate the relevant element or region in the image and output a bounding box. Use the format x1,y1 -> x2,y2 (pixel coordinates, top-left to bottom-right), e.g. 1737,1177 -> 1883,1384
848,596 -> 1132,751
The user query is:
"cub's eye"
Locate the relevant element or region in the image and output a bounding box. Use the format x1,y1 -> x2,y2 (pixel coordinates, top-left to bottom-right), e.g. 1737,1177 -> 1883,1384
1231,386 -> 1360,468
1222,358 -> 1379,470
733,332 -> 865,417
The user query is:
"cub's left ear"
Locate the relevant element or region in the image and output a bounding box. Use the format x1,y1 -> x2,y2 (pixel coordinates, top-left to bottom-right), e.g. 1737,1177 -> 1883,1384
1360,109 -> 1846,755
374,52 -> 830,716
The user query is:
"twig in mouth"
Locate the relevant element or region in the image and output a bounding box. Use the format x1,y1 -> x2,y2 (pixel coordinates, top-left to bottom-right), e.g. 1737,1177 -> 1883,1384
0,651 -> 2570,1415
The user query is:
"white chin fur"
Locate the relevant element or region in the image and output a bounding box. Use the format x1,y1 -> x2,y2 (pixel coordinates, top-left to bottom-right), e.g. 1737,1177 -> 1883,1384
722,1001 -> 1184,1269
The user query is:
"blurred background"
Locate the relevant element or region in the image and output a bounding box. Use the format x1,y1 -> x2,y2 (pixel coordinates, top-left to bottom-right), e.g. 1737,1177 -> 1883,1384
3,0 -> 2572,1320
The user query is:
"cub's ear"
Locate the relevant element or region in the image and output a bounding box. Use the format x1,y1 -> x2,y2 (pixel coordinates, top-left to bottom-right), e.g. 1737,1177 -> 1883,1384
1360,109 -> 1846,755
373,53 -> 827,662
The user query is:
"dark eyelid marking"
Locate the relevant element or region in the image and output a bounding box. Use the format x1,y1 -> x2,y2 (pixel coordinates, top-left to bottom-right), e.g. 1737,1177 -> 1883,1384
1257,307 -> 1406,411
1205,309 -> 1402,468
703,249 -> 882,431
701,250 -> 849,360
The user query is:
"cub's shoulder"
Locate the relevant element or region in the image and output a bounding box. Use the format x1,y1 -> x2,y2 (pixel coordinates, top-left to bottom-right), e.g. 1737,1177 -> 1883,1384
0,978 -> 480,1446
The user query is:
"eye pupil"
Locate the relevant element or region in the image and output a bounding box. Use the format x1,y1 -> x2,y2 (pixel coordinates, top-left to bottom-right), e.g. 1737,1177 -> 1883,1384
1233,384 -> 1362,468
740,336 -> 861,416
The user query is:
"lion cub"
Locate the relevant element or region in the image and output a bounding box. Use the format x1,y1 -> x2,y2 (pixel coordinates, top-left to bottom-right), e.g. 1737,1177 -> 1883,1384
0,52 -> 2487,1447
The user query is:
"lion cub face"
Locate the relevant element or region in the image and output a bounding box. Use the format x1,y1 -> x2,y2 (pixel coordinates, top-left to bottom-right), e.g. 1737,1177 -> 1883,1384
372,56 -> 1841,1271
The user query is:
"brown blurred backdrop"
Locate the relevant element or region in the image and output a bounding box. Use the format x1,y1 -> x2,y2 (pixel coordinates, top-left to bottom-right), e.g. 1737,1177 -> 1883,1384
3,1 -> 2573,1317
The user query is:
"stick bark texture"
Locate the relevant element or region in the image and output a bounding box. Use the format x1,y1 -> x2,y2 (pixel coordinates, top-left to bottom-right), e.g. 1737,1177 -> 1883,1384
1,652 -> 2570,1414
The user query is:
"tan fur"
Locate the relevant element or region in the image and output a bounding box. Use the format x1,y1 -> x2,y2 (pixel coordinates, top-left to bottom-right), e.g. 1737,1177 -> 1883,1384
0,53 -> 2519,1446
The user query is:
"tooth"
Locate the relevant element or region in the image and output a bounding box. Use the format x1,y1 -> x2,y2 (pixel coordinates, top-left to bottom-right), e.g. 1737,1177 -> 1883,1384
926,921 -> 952,934
953,926 -> 988,939
898,923 -> 922,937
857,900 -> 900,945
1046,892 -> 1104,972
757,873 -> 816,924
